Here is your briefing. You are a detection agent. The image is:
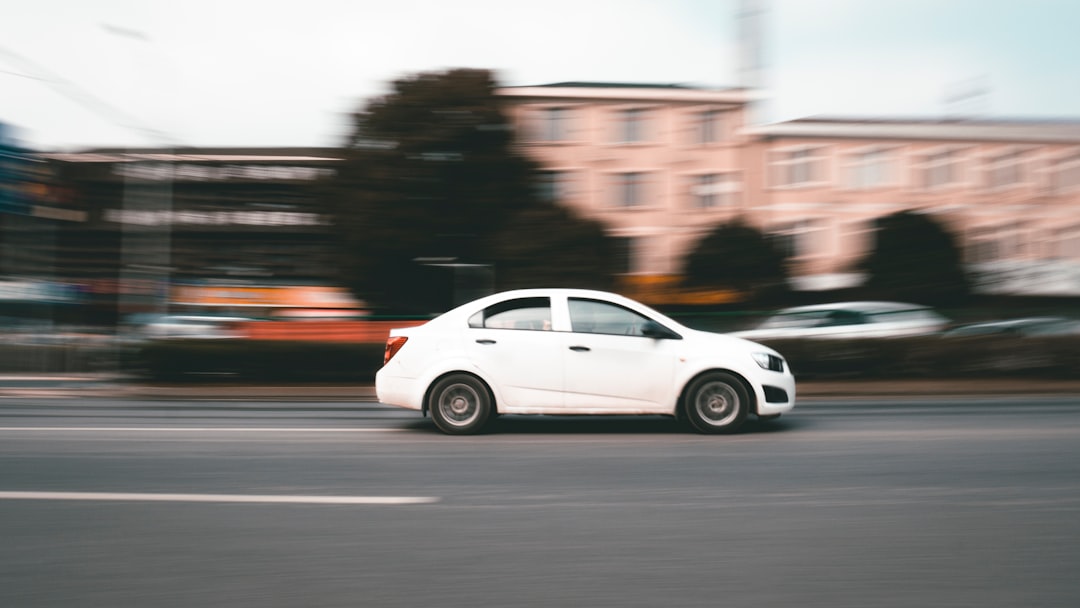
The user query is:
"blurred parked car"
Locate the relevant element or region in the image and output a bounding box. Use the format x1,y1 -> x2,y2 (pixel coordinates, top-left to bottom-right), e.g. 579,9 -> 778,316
376,288 -> 795,435
730,301 -> 949,340
140,315 -> 250,340
942,316 -> 1080,338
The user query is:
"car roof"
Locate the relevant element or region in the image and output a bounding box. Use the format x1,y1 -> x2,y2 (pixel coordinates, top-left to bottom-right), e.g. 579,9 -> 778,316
434,288 -> 677,326
774,301 -> 931,314
463,288 -> 642,306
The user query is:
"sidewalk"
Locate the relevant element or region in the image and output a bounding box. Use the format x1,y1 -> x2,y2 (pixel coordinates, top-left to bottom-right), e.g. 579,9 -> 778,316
3,374 -> 1080,401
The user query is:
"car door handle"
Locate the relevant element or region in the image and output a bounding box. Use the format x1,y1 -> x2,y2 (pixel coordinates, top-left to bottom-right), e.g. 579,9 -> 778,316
569,346 -> 591,352
475,339 -> 496,345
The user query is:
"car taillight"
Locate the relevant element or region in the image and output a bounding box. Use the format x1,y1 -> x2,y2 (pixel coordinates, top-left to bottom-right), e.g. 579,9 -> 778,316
383,336 -> 408,364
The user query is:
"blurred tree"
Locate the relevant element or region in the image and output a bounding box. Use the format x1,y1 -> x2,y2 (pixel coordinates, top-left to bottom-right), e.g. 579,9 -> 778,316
858,210 -> 971,305
324,68 -> 539,312
681,218 -> 789,302
492,203 -> 617,291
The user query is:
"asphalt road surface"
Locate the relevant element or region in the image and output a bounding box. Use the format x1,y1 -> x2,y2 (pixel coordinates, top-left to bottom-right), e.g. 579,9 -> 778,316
2,396 -> 1079,608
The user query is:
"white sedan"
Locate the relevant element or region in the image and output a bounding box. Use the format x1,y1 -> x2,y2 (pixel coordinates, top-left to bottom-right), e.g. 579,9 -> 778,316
376,289 -> 795,435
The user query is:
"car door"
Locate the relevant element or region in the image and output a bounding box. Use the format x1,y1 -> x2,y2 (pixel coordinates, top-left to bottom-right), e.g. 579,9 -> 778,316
465,296 -> 564,408
560,297 -> 678,412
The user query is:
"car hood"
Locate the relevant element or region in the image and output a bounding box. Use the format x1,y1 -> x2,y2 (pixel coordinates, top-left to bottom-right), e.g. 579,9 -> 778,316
684,327 -> 783,357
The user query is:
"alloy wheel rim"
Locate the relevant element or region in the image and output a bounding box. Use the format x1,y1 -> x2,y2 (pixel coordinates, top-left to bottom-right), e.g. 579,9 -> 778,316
439,383 -> 481,426
696,381 -> 739,426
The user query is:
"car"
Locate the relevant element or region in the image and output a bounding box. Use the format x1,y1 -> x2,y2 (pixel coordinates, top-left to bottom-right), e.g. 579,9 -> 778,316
375,288 -> 795,435
942,316 -> 1080,338
729,301 -> 949,341
139,314 -> 250,340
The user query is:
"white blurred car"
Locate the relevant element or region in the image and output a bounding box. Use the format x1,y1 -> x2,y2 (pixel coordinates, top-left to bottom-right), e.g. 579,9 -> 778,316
376,288 -> 795,435
943,316 -> 1080,338
730,301 -> 949,341
141,315 -> 249,340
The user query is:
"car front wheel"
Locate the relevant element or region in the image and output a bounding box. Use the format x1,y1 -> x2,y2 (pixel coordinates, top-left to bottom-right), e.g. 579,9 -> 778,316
684,371 -> 749,434
428,373 -> 493,435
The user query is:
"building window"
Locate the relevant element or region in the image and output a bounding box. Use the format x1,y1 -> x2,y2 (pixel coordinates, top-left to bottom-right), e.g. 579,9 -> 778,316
770,219 -> 825,258
614,172 -> 647,208
920,149 -> 962,189
536,170 -> 571,203
986,150 -> 1025,190
614,235 -> 663,274
1052,152 -> 1080,194
697,109 -> 724,144
966,223 -> 1035,263
617,108 -> 647,143
690,173 -> 739,209
770,147 -> 826,187
966,226 -> 1004,264
1052,225 -> 1080,260
537,107 -> 569,142
848,148 -> 893,189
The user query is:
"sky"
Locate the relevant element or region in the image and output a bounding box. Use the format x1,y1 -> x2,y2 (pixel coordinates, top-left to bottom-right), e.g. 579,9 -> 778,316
1,0 -> 1078,151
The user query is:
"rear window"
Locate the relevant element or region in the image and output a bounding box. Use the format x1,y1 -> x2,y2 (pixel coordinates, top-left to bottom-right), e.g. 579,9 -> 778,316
468,297 -> 552,331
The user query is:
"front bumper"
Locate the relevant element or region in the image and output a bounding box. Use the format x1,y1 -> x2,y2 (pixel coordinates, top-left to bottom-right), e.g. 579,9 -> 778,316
754,371 -> 796,417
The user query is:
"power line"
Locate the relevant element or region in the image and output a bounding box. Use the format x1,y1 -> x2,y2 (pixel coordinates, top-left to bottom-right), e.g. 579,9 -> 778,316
0,44 -> 183,147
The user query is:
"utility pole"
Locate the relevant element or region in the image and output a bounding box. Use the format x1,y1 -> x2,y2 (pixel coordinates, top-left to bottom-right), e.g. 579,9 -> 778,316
738,0 -> 768,126
102,24 -> 176,323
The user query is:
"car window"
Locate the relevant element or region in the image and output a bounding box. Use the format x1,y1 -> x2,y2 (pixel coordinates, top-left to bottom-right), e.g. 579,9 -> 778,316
870,309 -> 939,324
569,298 -> 656,336
759,311 -> 829,329
822,309 -> 866,326
468,297 -> 551,331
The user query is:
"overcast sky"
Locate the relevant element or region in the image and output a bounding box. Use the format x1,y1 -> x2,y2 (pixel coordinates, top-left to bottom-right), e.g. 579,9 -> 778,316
2,0 -> 1078,150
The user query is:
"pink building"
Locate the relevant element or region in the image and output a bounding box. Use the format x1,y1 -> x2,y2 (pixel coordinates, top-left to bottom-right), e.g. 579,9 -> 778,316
748,119 -> 1080,294
499,83 -> 754,278
500,83 -> 1080,295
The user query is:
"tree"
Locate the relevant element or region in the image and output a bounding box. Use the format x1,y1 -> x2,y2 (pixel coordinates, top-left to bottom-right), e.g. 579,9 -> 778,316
492,203 -> 617,291
324,68 -> 539,312
681,218 -> 789,302
858,210 -> 971,305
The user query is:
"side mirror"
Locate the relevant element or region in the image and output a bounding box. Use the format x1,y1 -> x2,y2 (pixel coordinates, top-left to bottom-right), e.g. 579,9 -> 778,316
641,321 -> 680,340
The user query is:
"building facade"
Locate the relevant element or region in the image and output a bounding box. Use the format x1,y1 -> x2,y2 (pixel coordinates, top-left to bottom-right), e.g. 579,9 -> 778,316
747,119 -> 1080,294
498,83 -> 754,279
41,148 -> 343,321
8,85 -> 1080,325
500,84 -> 1080,296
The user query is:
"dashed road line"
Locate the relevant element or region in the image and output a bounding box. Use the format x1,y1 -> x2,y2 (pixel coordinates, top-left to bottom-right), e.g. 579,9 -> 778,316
0,491 -> 439,505
0,426 -> 405,432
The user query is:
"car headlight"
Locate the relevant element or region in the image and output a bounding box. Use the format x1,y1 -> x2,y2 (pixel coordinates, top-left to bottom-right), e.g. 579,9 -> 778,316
752,352 -> 785,372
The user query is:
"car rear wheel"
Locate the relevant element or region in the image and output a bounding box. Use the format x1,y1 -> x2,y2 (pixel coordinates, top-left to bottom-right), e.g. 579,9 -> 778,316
428,373 -> 492,435
684,371 -> 748,434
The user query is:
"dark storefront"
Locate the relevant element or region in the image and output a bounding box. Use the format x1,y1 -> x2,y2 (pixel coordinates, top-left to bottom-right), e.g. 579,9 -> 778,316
44,147 -> 344,324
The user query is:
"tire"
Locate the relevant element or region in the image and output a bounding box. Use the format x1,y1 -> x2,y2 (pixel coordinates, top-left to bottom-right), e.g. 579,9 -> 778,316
428,373 -> 493,435
683,371 -> 749,434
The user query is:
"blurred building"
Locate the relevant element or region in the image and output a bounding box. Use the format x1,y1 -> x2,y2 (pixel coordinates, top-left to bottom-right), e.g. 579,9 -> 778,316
499,84 -> 1080,296
746,119 -> 1080,294
0,122 -> 85,324
42,148 -> 343,323
9,90 -> 1080,321
499,83 -> 754,285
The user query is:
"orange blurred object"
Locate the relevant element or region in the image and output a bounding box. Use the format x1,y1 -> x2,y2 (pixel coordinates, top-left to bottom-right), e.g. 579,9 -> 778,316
234,319 -> 426,344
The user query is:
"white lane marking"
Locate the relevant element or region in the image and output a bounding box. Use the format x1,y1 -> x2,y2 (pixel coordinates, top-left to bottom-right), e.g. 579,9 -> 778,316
0,427 -> 405,433
0,491 -> 439,505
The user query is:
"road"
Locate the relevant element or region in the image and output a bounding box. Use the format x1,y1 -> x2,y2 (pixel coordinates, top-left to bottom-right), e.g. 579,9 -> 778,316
2,396 -> 1079,608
